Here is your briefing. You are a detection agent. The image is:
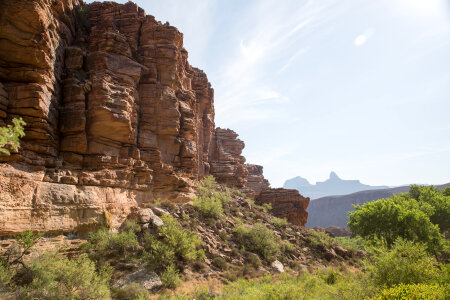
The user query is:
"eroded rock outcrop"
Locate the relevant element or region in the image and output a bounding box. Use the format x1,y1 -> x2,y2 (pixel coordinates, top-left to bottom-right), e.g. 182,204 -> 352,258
209,128 -> 248,188
0,0 -> 309,235
257,188 -> 310,227
244,164 -> 270,198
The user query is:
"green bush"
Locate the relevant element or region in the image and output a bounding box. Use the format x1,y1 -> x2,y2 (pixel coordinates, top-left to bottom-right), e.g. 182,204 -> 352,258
0,117 -> 26,155
320,269 -> 340,285
17,253 -> 112,300
193,195 -> 224,218
281,241 -> 296,255
373,283 -> 448,300
270,217 -> 288,229
245,253 -> 262,269
369,239 -> 441,288
0,258 -> 13,291
335,236 -> 366,252
143,214 -> 204,272
160,264 -> 181,289
194,176 -> 231,219
305,229 -> 337,249
83,222 -> 139,259
212,257 -> 228,271
111,282 -> 150,300
233,223 -> 280,262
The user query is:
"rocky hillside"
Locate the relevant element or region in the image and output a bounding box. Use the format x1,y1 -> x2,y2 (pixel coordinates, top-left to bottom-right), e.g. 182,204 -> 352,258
0,176 -> 360,298
307,182 -> 450,229
0,1 -> 309,236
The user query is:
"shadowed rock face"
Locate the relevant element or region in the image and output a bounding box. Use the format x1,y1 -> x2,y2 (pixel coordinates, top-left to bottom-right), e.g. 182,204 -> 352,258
0,0 -> 309,235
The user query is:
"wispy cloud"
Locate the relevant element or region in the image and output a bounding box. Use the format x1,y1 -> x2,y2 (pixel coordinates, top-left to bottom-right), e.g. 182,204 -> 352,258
278,47 -> 310,73
354,28 -> 375,47
214,0 -> 340,127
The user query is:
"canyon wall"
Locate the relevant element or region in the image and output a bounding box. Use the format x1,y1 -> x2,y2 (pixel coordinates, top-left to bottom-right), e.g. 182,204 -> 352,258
0,0 -> 308,235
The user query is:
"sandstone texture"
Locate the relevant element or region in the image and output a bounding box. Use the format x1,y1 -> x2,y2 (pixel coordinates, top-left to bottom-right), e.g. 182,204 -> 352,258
0,0 -> 309,235
257,188 -> 310,227
244,164 -> 270,198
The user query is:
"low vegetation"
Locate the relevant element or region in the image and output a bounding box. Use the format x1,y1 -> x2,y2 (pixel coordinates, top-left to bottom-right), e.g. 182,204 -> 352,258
0,117 -> 26,155
142,214 -> 205,274
233,222 -> 280,262
1,175 -> 448,299
193,175 -> 231,219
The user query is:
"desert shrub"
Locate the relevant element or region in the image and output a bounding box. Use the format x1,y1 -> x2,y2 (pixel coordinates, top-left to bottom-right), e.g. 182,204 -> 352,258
245,253 -> 261,269
233,223 -> 280,262
281,241 -> 296,255
160,264 -> 181,289
103,210 -> 113,228
319,268 -> 340,285
305,229 -> 337,249
0,258 -> 13,291
335,236 -> 366,252
83,223 -> 139,259
212,257 -> 228,271
17,253 -> 112,300
373,283 -> 448,300
270,217 -> 288,229
231,188 -> 246,197
193,195 -> 224,218
369,239 -> 441,288
194,176 -> 231,219
348,192 -> 444,252
262,203 -> 272,213
0,117 -> 26,155
111,282 -> 150,300
143,214 -> 204,272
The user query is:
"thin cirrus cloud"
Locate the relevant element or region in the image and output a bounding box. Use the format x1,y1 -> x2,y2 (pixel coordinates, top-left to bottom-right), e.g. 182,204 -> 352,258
354,28 -> 375,47
213,0 -> 339,127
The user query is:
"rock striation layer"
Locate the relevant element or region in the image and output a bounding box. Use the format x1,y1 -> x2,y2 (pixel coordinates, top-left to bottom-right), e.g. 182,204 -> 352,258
0,0 -> 309,235
256,188 -> 310,227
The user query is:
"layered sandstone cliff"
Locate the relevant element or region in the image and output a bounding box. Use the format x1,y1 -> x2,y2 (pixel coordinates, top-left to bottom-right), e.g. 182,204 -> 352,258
0,0 -> 308,235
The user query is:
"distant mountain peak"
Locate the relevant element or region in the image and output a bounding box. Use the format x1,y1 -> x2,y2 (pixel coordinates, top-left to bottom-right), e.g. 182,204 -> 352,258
283,176 -> 312,189
329,171 -> 340,180
283,172 -> 388,199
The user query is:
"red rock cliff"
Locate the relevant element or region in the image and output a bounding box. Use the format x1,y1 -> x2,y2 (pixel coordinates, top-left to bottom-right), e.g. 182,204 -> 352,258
0,0 -> 308,235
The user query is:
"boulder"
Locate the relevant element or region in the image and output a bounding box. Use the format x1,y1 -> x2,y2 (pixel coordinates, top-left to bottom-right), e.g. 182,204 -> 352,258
271,260 -> 284,273
113,269 -> 162,291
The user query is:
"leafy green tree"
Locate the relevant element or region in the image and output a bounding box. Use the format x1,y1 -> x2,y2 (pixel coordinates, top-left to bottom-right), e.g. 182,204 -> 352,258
409,185 -> 450,232
348,194 -> 442,251
0,118 -> 26,155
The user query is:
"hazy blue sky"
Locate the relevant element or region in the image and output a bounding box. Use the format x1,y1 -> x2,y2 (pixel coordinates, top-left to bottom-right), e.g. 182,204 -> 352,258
88,0 -> 450,187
